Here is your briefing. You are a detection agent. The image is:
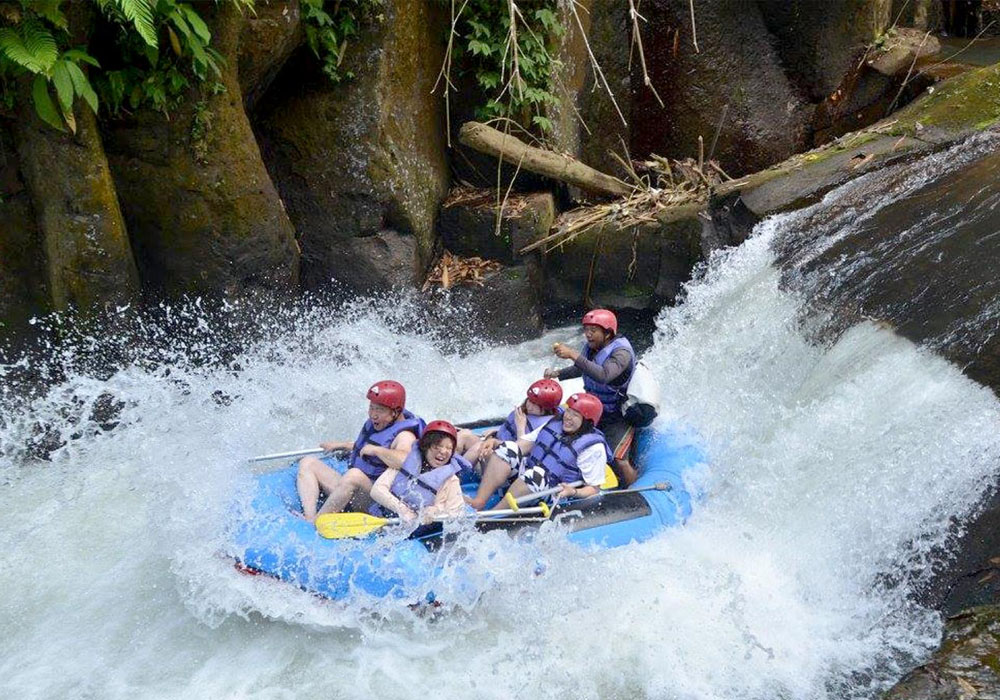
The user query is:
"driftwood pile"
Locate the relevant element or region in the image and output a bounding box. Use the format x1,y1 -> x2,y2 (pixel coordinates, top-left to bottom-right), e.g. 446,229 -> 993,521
422,251 -> 502,290
425,120 -> 733,287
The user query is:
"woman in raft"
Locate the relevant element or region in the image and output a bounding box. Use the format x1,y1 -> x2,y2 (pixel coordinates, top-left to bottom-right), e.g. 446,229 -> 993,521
502,392 -> 612,502
457,378 -> 564,510
369,420 -> 472,524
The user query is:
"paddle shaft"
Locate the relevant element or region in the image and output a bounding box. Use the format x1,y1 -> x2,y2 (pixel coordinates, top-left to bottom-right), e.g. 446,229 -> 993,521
250,417 -> 506,463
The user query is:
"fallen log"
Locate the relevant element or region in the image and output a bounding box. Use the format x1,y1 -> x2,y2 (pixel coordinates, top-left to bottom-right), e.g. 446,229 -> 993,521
458,121 -> 633,198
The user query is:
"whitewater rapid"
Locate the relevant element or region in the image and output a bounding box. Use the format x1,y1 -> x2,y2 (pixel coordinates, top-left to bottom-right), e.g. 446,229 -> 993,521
3,155 -> 1000,699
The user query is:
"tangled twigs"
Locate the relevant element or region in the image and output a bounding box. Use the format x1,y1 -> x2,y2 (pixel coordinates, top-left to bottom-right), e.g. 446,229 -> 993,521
423,251 -> 503,290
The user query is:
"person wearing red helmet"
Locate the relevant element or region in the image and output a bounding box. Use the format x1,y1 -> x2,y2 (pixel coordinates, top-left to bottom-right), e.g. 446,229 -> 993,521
501,392 -> 612,502
295,380 -> 426,522
370,420 -> 471,524
459,379 -> 564,510
545,308 -> 639,485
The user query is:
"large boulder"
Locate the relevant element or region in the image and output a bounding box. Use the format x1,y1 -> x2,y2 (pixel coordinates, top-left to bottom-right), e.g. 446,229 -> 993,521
103,2 -> 299,297
238,0 -> 302,110
0,123 -> 48,345
891,0 -> 943,31
757,0 -> 892,102
438,189 -> 556,264
15,98 -> 139,312
539,206 -> 702,312
255,0 -> 449,289
632,0 -> 813,176
550,0 -> 631,181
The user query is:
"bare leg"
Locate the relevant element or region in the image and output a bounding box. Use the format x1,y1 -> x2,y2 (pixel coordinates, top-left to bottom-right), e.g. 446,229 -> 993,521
466,453 -> 515,510
614,457 -> 638,487
502,478 -> 532,502
317,468 -> 373,516
296,456 -> 344,522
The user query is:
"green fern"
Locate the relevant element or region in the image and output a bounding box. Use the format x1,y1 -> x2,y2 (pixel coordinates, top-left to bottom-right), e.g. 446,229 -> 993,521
0,19 -> 58,74
96,0 -> 158,48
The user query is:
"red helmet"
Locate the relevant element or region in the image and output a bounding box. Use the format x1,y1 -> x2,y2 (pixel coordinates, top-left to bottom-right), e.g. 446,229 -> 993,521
582,309 -> 617,335
423,419 -> 458,442
566,392 -> 603,424
526,379 -> 563,411
366,380 -> 406,411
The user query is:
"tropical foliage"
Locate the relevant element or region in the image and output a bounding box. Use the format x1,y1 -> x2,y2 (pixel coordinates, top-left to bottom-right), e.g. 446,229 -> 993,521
301,0 -> 384,85
446,0 -> 563,132
0,0 -> 250,130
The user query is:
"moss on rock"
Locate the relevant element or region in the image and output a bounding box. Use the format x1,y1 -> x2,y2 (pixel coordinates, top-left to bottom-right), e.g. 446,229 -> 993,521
886,61 -> 1000,141
103,3 -> 299,297
15,98 -> 139,312
255,0 -> 449,289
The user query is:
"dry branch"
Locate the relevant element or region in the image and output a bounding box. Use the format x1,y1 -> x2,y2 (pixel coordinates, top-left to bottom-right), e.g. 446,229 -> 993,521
458,121 -> 634,197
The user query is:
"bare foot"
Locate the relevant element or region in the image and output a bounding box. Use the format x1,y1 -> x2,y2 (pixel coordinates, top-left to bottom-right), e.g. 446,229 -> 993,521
464,495 -> 487,511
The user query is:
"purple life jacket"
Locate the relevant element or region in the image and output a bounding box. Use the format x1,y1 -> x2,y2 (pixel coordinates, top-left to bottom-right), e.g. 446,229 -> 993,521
349,410 -> 425,479
389,445 -> 472,510
579,335 -> 635,419
495,409 -> 554,442
524,419 -> 612,485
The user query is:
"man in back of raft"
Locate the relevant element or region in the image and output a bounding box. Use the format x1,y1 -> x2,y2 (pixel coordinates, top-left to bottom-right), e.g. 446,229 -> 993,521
545,308 -> 639,486
296,380 -> 425,522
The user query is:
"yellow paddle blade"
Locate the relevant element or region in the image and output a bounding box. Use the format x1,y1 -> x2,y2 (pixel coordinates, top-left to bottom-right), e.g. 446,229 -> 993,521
315,512 -> 392,539
539,501 -> 551,518
601,464 -> 619,490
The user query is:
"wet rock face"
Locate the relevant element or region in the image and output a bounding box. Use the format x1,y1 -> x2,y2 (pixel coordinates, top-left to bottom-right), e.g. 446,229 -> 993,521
540,209 -> 702,312
438,190 -> 555,264
632,0 -> 813,176
440,266 -> 545,344
884,607 -> 1000,700
16,101 -> 139,312
0,123 -> 47,344
103,3 -> 299,298
757,0 -> 891,102
238,0 -> 302,110
775,141 -> 1000,396
550,0 -> 631,179
255,0 -> 449,289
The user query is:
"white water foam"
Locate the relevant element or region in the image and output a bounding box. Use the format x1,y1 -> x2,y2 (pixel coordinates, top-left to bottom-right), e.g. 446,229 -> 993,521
3,169 -> 1000,699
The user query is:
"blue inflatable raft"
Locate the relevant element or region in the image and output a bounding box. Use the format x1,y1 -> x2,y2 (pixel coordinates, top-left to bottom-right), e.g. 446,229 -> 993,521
228,427 -> 704,601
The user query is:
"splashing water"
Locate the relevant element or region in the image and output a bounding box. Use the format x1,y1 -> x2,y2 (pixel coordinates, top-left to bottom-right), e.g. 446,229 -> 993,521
3,148 -> 1000,699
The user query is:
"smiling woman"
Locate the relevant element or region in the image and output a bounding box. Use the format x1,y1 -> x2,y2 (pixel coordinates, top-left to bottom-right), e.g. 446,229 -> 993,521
369,419 -> 472,524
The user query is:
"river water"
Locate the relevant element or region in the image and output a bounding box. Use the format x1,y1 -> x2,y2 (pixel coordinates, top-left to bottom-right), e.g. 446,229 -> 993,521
2,140 -> 1000,699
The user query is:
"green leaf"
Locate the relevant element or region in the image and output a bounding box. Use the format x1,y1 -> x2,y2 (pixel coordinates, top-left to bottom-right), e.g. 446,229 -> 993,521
0,21 -> 58,74
468,39 -> 491,57
66,61 -> 99,113
106,0 -> 159,48
33,0 -> 69,30
31,74 -> 64,131
531,115 -> 553,132
63,49 -> 101,68
51,60 -> 74,112
180,5 -> 212,44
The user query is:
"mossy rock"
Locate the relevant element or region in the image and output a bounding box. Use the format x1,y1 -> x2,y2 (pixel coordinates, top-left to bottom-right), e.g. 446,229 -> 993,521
104,3 -> 299,297
631,0 -> 813,177
238,0 -> 303,110
438,190 -> 555,264
255,0 -> 449,289
885,61 -> 1000,142
541,207 -> 702,311
16,98 -> 139,312
550,0 -> 630,180
0,124 -> 48,345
